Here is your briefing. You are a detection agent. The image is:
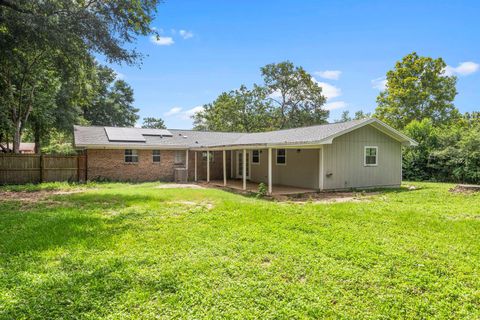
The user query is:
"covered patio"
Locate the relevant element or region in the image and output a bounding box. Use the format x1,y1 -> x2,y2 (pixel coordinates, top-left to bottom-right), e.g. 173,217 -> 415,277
191,147 -> 323,195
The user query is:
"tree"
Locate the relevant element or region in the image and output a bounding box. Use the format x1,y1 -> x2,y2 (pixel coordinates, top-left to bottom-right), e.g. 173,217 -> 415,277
335,110 -> 371,123
262,61 -> 328,129
193,85 -> 274,132
0,0 -> 158,152
375,52 -> 459,130
83,66 -> 139,127
142,117 -> 166,129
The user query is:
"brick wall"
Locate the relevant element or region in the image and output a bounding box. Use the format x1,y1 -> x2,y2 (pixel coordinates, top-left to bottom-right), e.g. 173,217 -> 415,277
86,149 -> 232,182
188,150 -> 232,181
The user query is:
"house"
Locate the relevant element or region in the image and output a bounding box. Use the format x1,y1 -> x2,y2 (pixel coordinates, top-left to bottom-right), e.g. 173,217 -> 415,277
73,118 -> 417,193
0,142 -> 36,154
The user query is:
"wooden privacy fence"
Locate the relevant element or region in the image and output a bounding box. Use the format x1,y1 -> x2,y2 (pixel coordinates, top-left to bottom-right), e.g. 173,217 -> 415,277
0,154 -> 87,185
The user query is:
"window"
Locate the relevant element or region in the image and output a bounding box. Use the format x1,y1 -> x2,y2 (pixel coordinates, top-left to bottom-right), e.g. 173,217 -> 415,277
175,150 -> 186,164
202,151 -> 214,163
124,149 -> 138,163
252,150 -> 260,164
152,150 -> 161,163
276,149 -> 286,165
364,146 -> 378,166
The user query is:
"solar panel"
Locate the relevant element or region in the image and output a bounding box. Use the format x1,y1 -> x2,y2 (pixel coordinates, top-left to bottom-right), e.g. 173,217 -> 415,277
104,127 -> 146,142
140,129 -> 173,137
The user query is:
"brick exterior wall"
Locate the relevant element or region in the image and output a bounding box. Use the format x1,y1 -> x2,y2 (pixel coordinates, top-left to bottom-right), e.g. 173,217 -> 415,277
86,149 -> 232,182
188,150 -> 232,181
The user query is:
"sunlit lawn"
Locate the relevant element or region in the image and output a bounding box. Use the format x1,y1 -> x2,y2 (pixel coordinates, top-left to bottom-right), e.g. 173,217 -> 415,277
0,181 -> 479,319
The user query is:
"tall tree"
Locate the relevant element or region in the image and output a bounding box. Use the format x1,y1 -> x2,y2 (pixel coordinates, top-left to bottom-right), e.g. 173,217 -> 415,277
261,61 -> 328,129
375,52 -> 459,130
193,85 -> 274,132
83,66 -> 139,127
0,0 -> 158,152
142,117 -> 166,129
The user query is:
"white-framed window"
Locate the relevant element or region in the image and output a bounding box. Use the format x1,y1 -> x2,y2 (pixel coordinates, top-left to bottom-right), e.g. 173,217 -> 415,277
202,151 -> 214,163
276,149 -> 286,165
152,150 -> 161,163
252,150 -> 260,164
124,149 -> 138,163
364,146 -> 378,166
175,150 -> 186,165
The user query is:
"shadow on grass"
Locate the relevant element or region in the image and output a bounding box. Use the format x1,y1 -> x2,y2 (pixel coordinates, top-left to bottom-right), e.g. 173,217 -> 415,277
0,191 -> 183,318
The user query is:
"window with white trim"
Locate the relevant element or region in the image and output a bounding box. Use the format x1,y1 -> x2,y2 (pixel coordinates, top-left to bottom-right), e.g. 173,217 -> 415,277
252,150 -> 260,164
364,146 -> 378,166
276,149 -> 286,165
124,149 -> 138,163
152,150 -> 161,163
202,151 -> 214,163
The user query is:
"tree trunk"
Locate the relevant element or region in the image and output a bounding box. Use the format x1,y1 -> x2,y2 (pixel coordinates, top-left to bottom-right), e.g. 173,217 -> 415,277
34,123 -> 42,154
13,121 -> 21,153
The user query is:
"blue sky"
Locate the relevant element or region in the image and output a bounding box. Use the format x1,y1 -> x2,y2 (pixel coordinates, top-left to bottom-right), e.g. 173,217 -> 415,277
110,0 -> 480,129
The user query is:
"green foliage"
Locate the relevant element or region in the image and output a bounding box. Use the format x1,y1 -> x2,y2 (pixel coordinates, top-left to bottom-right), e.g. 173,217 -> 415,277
403,115 -> 480,183
335,110 -> 371,123
0,0 -> 158,152
142,117 -> 167,129
40,130 -> 76,155
256,182 -> 268,198
0,182 -> 479,318
375,52 -> 459,130
193,61 -> 329,132
193,85 -> 274,132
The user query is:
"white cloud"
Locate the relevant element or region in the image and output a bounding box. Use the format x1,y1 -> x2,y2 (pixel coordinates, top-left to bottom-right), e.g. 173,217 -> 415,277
313,80 -> 341,99
179,30 -> 194,39
150,35 -> 174,46
182,106 -> 204,119
325,101 -> 347,110
371,77 -> 387,91
314,70 -> 342,80
444,61 -> 479,76
164,107 -> 183,116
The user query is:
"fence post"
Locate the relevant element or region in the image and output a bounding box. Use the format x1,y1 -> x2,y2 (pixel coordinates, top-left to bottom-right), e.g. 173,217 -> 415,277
40,154 -> 45,183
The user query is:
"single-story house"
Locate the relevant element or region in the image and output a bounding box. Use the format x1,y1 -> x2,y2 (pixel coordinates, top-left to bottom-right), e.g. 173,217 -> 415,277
73,118 -> 417,193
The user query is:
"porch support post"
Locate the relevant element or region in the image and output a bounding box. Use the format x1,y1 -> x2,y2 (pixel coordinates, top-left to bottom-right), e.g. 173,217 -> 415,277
223,149 -> 227,186
319,147 -> 324,191
185,150 -> 189,181
194,151 -> 197,182
207,150 -> 210,183
230,150 -> 234,178
268,148 -> 272,195
242,149 -> 247,190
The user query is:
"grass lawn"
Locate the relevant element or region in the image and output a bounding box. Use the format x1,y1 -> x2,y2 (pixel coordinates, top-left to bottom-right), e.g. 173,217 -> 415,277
0,182 -> 479,319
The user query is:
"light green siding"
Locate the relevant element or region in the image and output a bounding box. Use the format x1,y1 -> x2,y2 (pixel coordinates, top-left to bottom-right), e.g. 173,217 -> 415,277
234,149 -> 320,189
322,125 -> 402,190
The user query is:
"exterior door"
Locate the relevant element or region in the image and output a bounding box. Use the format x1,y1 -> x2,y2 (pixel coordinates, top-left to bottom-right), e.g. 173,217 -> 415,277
236,151 -> 250,179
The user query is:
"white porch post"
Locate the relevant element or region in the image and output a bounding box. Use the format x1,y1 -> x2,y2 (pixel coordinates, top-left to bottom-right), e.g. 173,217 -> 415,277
268,148 -> 272,194
207,150 -> 210,183
185,150 -> 189,181
194,151 -> 198,182
223,150 -> 227,186
242,149 -> 247,190
318,147 -> 324,191
230,150 -> 234,178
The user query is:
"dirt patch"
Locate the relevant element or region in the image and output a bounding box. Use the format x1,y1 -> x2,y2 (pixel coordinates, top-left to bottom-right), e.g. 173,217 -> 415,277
0,189 -> 86,202
155,184 -> 204,189
167,200 -> 214,210
273,191 -> 378,204
449,184 -> 480,194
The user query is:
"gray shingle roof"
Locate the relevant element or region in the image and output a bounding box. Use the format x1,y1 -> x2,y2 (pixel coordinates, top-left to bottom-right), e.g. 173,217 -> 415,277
73,118 -> 417,149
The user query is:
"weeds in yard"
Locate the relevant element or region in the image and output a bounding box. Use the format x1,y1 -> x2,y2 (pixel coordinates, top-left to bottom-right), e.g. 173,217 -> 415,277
0,182 -> 478,318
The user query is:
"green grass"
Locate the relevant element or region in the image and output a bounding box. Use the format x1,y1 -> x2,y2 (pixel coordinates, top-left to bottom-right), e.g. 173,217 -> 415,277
0,182 -> 479,319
